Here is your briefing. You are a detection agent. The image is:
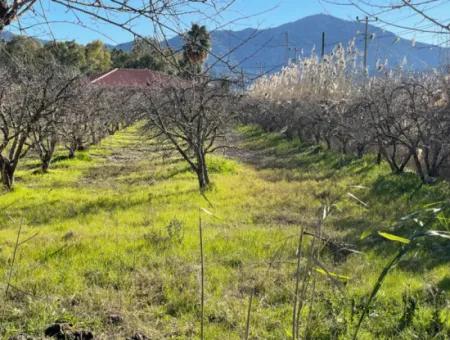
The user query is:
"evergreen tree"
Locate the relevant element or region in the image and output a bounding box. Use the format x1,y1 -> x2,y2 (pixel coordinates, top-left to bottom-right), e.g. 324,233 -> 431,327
47,41 -> 86,70
181,24 -> 211,77
85,40 -> 112,74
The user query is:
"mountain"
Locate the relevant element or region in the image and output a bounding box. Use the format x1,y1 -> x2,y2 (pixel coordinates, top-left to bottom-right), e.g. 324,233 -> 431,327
116,14 -> 448,76
2,14 -> 446,75
0,31 -> 15,42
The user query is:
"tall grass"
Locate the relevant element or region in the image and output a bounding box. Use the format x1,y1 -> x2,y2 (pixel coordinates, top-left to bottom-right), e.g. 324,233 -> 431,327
198,211 -> 205,340
353,226 -> 450,339
5,221 -> 22,298
1,125 -> 450,338
292,225 -> 304,339
244,288 -> 254,340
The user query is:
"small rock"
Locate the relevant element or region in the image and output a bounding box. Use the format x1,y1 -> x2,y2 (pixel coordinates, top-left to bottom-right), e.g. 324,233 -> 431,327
63,231 -> 75,241
70,297 -> 81,306
127,333 -> 149,340
44,323 -> 73,337
44,321 -> 93,339
73,330 -> 94,339
107,313 -> 123,325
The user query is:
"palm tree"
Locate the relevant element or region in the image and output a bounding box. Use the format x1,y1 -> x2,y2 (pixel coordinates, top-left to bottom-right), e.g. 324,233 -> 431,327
182,24 -> 211,69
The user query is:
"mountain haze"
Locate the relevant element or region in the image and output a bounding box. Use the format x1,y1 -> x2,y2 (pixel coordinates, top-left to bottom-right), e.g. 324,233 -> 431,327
0,31 -> 17,42
117,14 -> 448,75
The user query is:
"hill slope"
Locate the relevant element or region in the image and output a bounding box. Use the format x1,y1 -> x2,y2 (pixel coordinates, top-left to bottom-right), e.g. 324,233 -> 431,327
0,31 -> 16,42
117,14 -> 447,75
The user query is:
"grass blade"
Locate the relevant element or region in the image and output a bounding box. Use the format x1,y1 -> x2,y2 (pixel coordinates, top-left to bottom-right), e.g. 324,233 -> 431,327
378,231 -> 410,244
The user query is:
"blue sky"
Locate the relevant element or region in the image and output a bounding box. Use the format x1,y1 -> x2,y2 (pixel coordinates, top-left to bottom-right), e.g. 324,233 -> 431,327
9,0 -> 450,46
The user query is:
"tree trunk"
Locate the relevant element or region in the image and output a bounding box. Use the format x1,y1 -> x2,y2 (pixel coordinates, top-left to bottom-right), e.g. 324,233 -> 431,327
196,152 -> 210,191
41,153 -> 53,172
41,140 -> 56,172
324,136 -> 331,150
76,138 -> 85,151
0,158 -> 14,190
383,143 -> 411,174
398,150 -> 412,172
313,131 -> 321,145
376,151 -> 382,164
42,159 -> 50,172
67,139 -> 78,158
197,166 -> 210,191
341,140 -> 348,154
91,130 -> 97,145
376,138 -> 383,164
380,146 -> 399,173
412,150 -> 426,183
356,144 -> 365,158
425,145 -> 446,179
68,147 -> 75,159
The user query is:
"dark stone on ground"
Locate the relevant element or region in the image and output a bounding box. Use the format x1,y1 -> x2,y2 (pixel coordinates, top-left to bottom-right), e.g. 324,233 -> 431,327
44,323 -> 73,337
62,231 -> 75,241
106,313 -> 123,325
73,330 -> 94,339
44,322 -> 94,339
127,332 -> 149,340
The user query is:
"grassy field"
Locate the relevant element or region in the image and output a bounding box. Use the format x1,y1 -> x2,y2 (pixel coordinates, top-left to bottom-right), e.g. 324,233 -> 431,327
0,125 -> 449,339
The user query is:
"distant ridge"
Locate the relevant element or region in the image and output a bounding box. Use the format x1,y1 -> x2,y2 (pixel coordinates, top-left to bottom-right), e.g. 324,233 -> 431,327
116,14 -> 448,75
0,31 -> 15,42
2,14 -> 447,76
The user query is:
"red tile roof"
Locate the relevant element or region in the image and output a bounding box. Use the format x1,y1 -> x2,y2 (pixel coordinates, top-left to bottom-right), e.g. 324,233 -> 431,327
90,68 -> 173,88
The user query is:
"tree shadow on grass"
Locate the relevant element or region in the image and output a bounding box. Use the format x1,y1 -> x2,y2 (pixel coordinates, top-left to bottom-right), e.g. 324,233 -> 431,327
52,154 -> 73,163
438,276 -> 450,292
0,187 -> 199,228
151,157 -> 185,167
154,165 -> 191,181
237,126 -> 379,184
369,172 -> 424,202
20,161 -> 42,171
237,127 -> 450,273
0,195 -> 147,228
83,163 -> 143,183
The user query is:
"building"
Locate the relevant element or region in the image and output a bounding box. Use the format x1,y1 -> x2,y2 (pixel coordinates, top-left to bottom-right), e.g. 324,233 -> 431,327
90,68 -> 173,88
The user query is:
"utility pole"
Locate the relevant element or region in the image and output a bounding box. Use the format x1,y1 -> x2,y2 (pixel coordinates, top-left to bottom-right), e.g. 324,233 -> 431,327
289,47 -> 301,60
240,68 -> 245,94
356,16 -> 377,71
321,31 -> 325,58
258,62 -> 265,76
442,28 -> 450,74
284,31 -> 289,64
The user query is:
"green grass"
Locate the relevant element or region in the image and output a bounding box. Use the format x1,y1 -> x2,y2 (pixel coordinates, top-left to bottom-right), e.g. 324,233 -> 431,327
0,124 -> 449,339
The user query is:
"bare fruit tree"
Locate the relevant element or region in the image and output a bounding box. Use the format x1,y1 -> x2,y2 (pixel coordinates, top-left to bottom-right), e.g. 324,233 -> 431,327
101,88 -> 141,136
368,73 -> 450,181
247,41 -> 450,183
30,71 -> 80,172
144,78 -> 237,191
61,84 -> 100,158
0,60 -> 77,187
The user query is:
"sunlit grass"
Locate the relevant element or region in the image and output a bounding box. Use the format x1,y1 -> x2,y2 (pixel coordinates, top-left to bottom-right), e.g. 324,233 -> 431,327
0,124 -> 449,338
